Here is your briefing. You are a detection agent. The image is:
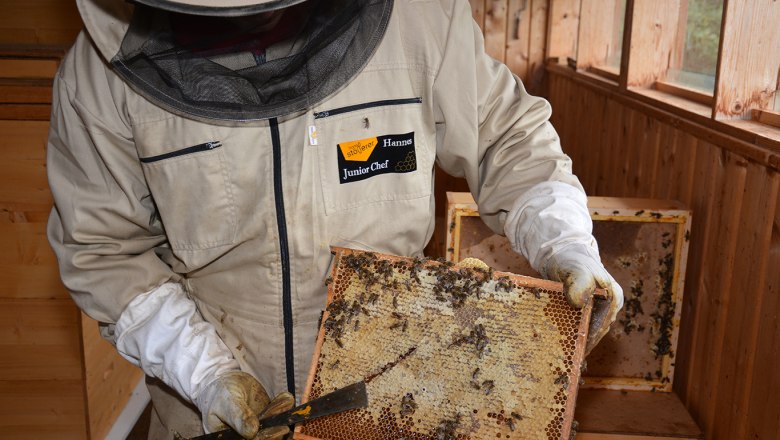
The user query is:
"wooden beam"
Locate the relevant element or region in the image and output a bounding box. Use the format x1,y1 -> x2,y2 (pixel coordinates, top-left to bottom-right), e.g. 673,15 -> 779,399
713,0 -> 780,120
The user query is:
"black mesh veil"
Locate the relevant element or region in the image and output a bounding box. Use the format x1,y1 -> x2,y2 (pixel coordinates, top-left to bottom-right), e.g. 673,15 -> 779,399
112,0 -> 393,122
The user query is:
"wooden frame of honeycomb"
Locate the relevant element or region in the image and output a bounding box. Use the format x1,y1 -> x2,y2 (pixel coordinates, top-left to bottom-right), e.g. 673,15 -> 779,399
294,247 -> 593,440
444,192 -> 692,393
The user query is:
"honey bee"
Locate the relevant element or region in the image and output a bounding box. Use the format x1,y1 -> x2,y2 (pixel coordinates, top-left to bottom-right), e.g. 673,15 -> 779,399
434,414 -> 461,440
399,392 -> 417,417
481,380 -> 495,395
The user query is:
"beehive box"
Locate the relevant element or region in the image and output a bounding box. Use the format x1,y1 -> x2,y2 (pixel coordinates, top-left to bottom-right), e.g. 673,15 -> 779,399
296,247 -> 596,440
445,193 -> 691,392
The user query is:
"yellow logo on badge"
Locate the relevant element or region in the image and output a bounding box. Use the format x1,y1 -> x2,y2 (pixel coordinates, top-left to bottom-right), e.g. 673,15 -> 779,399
338,137 -> 378,162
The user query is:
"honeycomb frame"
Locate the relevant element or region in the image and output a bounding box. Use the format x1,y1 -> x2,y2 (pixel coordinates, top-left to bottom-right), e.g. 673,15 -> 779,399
444,192 -> 691,392
294,247 -> 592,440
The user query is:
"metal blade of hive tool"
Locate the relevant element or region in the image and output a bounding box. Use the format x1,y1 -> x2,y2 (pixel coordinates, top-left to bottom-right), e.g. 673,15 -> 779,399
188,381 -> 368,440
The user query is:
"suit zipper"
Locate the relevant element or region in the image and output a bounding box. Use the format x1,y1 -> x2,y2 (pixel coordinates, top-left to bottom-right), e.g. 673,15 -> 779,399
139,141 -> 222,163
313,97 -> 422,119
270,118 -> 296,396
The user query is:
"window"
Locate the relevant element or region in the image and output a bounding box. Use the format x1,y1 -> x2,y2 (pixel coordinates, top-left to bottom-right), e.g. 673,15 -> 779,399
576,0 -> 628,81
552,0 -> 780,143
666,0 -> 724,93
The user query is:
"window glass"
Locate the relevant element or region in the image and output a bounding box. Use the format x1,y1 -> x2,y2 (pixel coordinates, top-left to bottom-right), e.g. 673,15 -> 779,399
667,0 -> 724,92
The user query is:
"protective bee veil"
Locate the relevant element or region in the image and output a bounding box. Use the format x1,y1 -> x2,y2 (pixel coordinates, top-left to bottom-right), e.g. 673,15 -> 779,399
112,0 -> 393,121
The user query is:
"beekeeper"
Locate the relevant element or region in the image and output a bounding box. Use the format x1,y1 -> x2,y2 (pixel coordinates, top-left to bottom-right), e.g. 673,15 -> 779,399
46,0 -> 624,438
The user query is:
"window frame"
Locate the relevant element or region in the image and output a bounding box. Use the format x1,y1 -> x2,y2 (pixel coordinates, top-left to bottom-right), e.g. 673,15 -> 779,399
549,0 -> 780,150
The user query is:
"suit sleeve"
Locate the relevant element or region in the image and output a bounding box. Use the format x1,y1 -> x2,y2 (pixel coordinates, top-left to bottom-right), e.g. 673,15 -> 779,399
432,0 -> 586,235
47,66 -> 180,326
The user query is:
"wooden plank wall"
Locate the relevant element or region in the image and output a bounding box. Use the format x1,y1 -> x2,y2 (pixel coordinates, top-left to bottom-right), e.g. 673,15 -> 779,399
0,39 -> 81,438
0,0 -> 81,46
468,0 -> 548,93
0,116 -> 88,439
546,68 -> 780,440
0,2 -> 143,438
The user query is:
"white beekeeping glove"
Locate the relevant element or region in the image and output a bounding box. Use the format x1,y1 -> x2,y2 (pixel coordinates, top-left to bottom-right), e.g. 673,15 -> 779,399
504,181 -> 624,353
114,282 -> 293,438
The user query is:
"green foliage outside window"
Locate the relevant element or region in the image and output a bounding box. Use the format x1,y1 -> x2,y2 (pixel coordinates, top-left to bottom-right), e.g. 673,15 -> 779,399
683,0 -> 723,75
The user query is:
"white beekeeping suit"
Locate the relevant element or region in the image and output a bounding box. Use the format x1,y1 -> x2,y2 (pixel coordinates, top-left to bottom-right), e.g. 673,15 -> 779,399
46,0 -> 623,438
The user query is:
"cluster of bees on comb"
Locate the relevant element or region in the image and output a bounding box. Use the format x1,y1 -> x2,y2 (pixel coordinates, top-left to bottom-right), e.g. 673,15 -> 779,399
311,250 -> 578,440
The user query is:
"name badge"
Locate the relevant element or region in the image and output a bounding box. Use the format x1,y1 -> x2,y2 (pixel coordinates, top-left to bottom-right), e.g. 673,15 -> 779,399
337,132 -> 417,184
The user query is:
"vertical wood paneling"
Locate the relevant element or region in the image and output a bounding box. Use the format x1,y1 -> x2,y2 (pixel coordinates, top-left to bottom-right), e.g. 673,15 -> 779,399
469,0 -> 486,31
546,69 -> 780,439
651,126 -> 675,200
662,134 -> 698,399
696,151 -> 748,434
672,139 -> 714,402
745,187 -> 780,439
569,80 -> 590,183
483,0 -> 508,62
624,112 -> 658,195
616,108 -> 638,196
670,135 -> 698,206
545,0 -> 579,62
527,0 -> 548,93
637,118 -> 661,198
595,98 -> 622,196
584,87 -> 607,192
681,144 -> 727,423
715,166 -> 779,437
505,0 -> 531,78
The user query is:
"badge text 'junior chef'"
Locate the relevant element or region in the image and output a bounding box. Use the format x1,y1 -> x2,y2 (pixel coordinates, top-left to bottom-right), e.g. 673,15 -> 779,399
337,132 -> 417,184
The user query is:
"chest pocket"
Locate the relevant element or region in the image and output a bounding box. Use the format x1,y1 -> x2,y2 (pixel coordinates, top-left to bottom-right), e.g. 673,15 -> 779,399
138,138 -> 238,251
314,98 -> 434,214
